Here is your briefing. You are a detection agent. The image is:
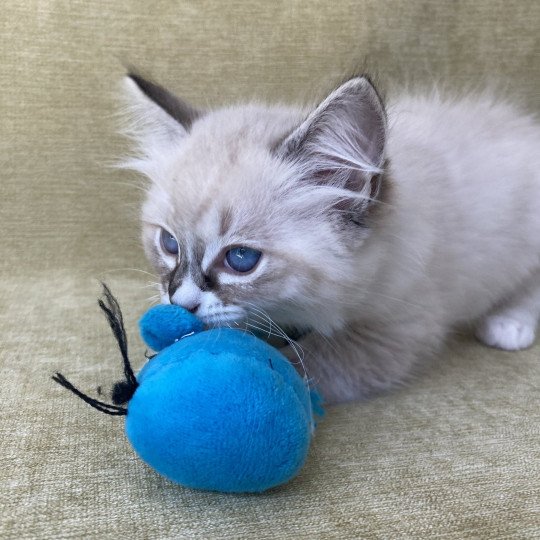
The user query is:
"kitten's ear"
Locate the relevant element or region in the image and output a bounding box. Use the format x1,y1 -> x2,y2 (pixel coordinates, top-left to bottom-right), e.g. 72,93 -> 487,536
121,72 -> 201,158
277,76 -> 386,198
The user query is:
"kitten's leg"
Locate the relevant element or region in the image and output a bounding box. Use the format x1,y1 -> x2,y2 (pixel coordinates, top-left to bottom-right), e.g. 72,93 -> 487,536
283,316 -> 444,404
475,270 -> 540,351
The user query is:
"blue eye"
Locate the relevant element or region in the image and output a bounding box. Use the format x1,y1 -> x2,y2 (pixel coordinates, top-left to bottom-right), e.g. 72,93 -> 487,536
225,246 -> 262,273
160,228 -> 179,255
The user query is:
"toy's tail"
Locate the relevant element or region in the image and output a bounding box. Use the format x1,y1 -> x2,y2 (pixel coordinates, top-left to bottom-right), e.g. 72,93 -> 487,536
52,283 -> 139,416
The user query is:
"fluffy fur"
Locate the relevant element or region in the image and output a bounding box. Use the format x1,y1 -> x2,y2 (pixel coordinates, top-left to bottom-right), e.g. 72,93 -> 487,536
120,73 -> 540,404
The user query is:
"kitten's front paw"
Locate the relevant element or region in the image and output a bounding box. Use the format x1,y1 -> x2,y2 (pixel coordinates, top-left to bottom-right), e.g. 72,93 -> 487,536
475,314 -> 536,351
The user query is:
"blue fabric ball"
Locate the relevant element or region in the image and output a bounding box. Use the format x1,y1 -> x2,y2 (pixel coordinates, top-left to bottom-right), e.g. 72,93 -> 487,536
127,305 -> 320,493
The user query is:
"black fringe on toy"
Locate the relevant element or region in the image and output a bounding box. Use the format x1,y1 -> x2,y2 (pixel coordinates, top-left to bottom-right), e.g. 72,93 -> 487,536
52,372 -> 128,415
97,283 -> 138,404
51,283 -> 139,416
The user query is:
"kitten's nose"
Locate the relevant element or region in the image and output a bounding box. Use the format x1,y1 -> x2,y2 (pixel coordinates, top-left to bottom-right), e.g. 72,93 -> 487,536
169,278 -> 202,314
169,294 -> 200,313
183,301 -> 200,314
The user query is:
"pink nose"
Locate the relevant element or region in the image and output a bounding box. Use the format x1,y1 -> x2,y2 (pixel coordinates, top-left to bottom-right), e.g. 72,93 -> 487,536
169,296 -> 200,313
169,280 -> 202,313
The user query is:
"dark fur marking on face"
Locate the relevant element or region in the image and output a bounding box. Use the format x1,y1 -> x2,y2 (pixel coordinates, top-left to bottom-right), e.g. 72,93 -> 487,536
191,238 -> 206,267
190,271 -> 207,291
127,72 -> 201,129
168,257 -> 189,297
189,239 -> 209,290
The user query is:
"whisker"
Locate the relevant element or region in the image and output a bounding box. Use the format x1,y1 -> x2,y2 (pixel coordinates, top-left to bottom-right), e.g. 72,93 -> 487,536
244,321 -> 287,342
146,296 -> 160,305
141,281 -> 161,289
243,322 -> 305,362
244,303 -> 309,380
99,267 -> 157,279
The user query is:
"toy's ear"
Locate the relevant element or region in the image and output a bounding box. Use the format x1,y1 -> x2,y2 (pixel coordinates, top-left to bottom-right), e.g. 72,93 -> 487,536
139,305 -> 204,351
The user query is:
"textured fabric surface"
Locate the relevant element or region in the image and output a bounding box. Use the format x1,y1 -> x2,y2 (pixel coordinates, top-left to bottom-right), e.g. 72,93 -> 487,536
1,1 -> 539,538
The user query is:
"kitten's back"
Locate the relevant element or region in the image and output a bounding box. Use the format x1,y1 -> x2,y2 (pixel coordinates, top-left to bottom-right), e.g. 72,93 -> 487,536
383,93 -> 540,323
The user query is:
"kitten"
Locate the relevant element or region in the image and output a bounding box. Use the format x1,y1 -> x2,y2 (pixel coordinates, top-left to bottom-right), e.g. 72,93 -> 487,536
120,72 -> 540,404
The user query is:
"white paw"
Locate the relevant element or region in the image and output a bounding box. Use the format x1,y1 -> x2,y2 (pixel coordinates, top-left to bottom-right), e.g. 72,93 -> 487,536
475,315 -> 536,351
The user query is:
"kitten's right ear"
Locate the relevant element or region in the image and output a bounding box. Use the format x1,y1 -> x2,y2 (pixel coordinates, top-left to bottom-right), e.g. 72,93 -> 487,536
275,76 -> 386,204
121,72 -> 201,158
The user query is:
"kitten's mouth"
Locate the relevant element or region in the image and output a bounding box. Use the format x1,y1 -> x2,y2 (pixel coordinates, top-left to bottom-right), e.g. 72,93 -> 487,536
204,315 -> 310,349
196,309 -> 312,349
199,312 -> 245,328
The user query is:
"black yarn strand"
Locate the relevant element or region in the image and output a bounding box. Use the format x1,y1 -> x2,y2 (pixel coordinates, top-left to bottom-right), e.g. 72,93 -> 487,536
98,283 -> 138,391
52,284 -> 138,414
52,373 -> 127,416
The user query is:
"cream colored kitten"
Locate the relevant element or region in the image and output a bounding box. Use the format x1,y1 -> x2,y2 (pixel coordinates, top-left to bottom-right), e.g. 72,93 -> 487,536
121,73 -> 540,404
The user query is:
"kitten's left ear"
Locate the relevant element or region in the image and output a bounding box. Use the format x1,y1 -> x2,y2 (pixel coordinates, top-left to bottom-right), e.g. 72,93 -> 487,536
277,76 -> 387,203
121,72 -> 202,163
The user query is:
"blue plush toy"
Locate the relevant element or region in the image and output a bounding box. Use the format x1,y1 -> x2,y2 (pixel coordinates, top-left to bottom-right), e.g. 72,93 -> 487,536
53,285 -> 322,493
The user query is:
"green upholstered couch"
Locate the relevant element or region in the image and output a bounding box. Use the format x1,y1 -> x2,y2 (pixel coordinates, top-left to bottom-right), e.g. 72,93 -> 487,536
1,1 -> 539,538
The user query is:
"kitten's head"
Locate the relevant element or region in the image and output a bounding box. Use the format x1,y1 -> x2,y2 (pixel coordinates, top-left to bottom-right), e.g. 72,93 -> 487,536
121,73 -> 388,335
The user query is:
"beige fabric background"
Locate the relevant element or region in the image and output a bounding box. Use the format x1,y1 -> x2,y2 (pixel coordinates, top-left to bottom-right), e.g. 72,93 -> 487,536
1,1 -> 539,538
